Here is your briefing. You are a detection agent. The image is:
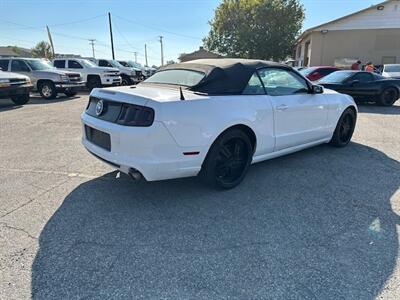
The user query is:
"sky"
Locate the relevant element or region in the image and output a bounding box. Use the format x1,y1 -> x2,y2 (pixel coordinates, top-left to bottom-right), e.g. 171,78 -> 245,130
0,0 -> 381,66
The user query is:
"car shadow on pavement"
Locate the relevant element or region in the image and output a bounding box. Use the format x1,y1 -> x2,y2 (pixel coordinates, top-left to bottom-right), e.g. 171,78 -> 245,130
31,142 -> 400,299
357,102 -> 400,115
0,95 -> 81,111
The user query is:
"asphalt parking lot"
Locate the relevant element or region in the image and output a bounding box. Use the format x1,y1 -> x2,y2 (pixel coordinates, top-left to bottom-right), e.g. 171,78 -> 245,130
1,93 -> 400,299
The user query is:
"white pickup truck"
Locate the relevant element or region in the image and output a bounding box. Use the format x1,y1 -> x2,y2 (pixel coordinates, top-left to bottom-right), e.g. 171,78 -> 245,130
94,59 -> 141,85
53,58 -> 121,90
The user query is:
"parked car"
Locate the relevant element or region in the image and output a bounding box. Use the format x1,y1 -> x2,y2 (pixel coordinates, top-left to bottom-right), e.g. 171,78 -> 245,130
53,58 -> 121,90
299,66 -> 340,81
382,64 -> 400,79
318,70 -> 400,106
0,58 -> 84,99
143,66 -> 157,78
0,70 -> 32,104
118,60 -> 145,82
81,58 -> 357,189
94,59 -> 140,85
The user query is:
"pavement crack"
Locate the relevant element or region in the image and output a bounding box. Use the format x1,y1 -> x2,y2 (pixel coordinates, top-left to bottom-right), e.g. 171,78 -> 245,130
0,222 -> 38,240
0,177 -> 71,219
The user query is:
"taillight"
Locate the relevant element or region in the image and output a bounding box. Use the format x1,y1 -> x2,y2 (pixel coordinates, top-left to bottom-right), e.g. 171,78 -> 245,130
117,104 -> 154,127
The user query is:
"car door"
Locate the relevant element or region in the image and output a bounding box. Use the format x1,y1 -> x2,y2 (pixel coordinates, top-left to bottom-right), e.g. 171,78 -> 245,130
10,59 -> 34,84
258,67 -> 328,151
343,72 -> 377,98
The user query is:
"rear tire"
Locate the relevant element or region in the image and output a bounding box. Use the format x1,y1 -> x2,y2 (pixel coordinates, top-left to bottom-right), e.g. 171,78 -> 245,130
39,81 -> 57,99
200,129 -> 253,189
378,87 -> 398,106
330,108 -> 356,147
11,93 -> 30,105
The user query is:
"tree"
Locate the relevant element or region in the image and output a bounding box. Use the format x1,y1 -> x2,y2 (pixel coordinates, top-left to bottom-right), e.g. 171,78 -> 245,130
203,0 -> 304,61
31,41 -> 53,59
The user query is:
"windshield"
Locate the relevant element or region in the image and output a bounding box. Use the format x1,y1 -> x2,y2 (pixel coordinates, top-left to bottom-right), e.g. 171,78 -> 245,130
26,59 -> 54,71
128,61 -> 143,69
299,67 -> 316,76
110,60 -> 124,68
384,65 -> 400,73
319,71 -> 354,83
144,69 -> 205,87
80,59 -> 97,68
118,61 -> 129,67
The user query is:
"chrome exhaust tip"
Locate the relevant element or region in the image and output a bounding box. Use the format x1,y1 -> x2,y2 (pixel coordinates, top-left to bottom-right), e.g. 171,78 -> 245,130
128,168 -> 142,180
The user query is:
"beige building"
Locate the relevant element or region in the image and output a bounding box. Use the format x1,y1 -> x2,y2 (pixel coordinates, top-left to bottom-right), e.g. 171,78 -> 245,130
295,0 -> 400,67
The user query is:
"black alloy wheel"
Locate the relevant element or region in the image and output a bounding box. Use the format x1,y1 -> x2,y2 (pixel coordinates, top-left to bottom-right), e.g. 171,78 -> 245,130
200,129 -> 253,189
330,108 -> 356,147
379,87 -> 398,106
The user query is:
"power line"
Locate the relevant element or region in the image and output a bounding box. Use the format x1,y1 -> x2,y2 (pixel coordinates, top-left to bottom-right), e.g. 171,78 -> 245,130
114,14 -> 202,40
112,19 -> 142,51
48,14 -> 106,27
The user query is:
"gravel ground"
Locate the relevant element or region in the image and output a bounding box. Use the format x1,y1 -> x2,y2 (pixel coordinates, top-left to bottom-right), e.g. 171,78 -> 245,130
0,94 -> 399,299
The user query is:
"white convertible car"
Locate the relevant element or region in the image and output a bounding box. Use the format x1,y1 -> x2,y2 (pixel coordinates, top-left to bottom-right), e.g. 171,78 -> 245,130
81,59 -> 357,189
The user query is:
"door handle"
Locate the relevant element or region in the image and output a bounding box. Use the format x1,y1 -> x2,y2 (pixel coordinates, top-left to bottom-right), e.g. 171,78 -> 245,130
276,104 -> 289,111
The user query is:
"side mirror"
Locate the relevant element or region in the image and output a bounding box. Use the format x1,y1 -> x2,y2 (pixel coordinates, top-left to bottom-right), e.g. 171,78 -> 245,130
312,85 -> 324,94
350,80 -> 359,86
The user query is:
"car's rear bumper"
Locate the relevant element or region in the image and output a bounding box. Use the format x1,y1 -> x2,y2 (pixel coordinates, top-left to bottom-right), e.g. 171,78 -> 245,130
0,84 -> 33,98
81,113 -> 205,181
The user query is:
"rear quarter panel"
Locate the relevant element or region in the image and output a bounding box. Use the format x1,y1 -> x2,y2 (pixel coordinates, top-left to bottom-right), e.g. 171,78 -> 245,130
152,95 -> 275,157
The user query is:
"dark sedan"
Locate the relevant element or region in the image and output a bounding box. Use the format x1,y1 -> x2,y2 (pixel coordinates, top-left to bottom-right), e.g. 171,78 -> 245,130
318,71 -> 400,106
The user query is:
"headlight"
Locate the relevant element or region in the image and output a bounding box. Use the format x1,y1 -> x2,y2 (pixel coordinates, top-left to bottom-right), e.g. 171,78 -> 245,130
0,78 -> 10,87
60,75 -> 69,82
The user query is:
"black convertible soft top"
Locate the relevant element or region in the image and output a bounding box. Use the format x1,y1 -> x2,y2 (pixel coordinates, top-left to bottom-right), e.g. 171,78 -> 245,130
159,58 -> 291,95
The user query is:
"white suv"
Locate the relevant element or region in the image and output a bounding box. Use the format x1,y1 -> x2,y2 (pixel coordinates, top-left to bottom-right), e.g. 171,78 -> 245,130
53,58 -> 121,90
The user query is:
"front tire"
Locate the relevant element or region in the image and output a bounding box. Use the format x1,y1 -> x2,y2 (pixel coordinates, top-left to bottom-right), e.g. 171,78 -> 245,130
11,93 -> 30,105
39,81 -> 57,99
200,129 -> 253,189
121,75 -> 132,86
64,90 -> 77,97
330,108 -> 356,147
86,76 -> 102,91
378,87 -> 398,106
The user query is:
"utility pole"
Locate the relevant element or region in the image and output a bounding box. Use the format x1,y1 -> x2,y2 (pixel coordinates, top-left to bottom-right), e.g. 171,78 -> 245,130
46,26 -> 55,58
159,36 -> 164,66
134,51 -> 138,63
108,12 -> 115,59
144,44 -> 148,67
88,39 -> 96,58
